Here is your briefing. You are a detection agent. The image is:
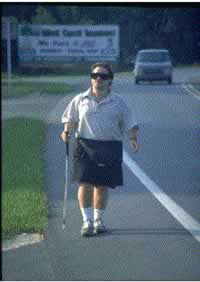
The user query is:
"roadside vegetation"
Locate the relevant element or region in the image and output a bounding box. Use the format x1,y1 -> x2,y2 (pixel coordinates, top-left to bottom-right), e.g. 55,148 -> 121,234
2,118 -> 48,239
2,67 -> 200,99
1,80 -> 74,98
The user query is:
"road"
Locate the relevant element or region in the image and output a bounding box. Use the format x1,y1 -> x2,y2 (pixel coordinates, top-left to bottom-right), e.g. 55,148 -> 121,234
2,71 -> 200,280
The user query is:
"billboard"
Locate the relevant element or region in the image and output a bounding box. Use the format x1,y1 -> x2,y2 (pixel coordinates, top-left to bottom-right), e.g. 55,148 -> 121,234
18,24 -> 120,64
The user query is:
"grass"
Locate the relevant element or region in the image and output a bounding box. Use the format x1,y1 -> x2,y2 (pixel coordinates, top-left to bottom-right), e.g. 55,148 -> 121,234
2,118 -> 48,239
1,81 -> 74,98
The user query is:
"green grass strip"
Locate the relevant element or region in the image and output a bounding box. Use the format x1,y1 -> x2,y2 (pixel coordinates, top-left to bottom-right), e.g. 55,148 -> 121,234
2,118 -> 48,239
2,81 -> 74,98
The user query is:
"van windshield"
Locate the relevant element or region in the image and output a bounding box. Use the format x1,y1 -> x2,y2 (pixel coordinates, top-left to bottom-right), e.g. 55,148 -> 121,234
137,52 -> 170,63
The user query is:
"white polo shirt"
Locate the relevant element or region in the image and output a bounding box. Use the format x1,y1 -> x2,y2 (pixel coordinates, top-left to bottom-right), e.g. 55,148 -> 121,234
62,88 -> 137,141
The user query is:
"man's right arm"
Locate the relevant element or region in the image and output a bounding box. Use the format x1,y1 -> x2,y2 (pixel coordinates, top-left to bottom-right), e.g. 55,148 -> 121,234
61,94 -> 81,142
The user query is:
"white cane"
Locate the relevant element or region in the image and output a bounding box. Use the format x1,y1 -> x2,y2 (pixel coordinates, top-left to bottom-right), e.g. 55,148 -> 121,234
62,126 -> 75,230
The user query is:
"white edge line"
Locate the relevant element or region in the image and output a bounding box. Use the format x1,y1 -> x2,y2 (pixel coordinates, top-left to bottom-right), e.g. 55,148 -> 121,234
188,84 -> 200,96
123,150 -> 200,243
185,84 -> 200,96
181,84 -> 200,101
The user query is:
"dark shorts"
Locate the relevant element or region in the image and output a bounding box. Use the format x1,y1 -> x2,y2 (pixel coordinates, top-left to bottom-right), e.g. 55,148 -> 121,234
73,137 -> 123,189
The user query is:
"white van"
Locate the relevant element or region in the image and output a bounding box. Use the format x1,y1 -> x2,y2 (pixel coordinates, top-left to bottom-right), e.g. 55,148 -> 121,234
134,49 -> 173,84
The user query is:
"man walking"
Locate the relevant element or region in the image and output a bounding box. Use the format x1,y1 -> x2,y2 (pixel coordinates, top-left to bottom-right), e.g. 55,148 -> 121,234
61,62 -> 139,237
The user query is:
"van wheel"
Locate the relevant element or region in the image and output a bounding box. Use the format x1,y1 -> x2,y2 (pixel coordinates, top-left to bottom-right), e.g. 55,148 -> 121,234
135,79 -> 139,84
168,77 -> 172,84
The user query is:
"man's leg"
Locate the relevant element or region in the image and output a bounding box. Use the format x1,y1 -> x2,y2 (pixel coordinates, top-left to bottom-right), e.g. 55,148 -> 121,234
78,182 -> 93,220
93,186 -> 108,234
93,186 -> 108,209
78,183 -> 94,236
78,182 -> 93,208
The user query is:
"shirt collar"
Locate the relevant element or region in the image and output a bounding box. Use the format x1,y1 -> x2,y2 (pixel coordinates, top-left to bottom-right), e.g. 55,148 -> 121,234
82,88 -> 92,98
82,87 -> 114,103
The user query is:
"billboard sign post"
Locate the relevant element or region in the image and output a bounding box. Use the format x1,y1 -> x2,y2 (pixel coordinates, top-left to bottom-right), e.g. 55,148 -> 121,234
6,17 -> 12,95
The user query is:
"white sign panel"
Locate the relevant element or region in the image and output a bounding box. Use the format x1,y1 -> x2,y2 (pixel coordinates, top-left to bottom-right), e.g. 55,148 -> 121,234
18,25 -> 119,64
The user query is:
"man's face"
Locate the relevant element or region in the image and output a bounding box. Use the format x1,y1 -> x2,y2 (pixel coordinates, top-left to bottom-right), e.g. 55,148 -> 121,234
91,66 -> 112,92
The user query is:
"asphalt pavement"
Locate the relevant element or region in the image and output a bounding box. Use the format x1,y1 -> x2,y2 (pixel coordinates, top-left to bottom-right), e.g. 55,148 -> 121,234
2,68 -> 200,280
3,123 -> 200,280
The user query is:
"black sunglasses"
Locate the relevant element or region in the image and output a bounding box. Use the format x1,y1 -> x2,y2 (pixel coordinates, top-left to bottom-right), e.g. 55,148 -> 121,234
90,72 -> 113,80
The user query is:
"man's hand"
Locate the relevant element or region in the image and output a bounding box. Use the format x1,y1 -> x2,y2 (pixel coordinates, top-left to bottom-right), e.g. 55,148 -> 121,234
128,126 -> 139,153
61,130 -> 70,142
130,138 -> 139,153
61,122 -> 74,142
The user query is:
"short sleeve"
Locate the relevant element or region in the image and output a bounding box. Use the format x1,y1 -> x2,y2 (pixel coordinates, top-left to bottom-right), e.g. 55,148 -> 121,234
120,100 -> 138,134
61,96 -> 79,124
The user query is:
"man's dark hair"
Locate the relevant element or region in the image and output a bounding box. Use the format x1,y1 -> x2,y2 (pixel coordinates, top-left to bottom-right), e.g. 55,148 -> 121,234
90,62 -> 114,79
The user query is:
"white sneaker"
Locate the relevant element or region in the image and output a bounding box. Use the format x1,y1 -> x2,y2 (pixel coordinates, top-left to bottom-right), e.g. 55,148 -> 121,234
93,219 -> 107,235
81,220 -> 93,237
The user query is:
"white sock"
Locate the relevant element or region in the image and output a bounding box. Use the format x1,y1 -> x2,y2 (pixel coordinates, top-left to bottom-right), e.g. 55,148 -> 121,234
93,208 -> 105,222
80,207 -> 93,222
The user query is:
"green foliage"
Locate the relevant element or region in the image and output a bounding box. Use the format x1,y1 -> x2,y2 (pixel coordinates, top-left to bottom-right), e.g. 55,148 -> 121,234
1,81 -> 74,98
53,6 -> 72,24
32,6 -> 57,24
2,118 -> 48,238
2,118 -> 45,191
3,190 -> 48,237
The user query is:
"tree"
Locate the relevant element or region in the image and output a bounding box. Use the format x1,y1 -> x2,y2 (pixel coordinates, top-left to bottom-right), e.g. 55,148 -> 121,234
31,6 -> 57,24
